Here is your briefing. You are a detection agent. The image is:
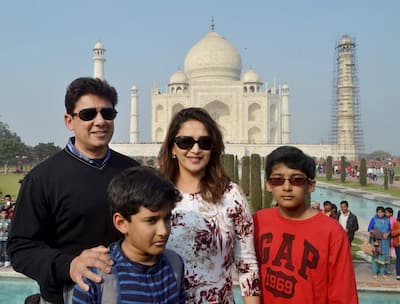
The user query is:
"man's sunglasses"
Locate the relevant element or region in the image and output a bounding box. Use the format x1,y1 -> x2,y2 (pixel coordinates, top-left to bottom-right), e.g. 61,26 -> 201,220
174,136 -> 213,150
267,177 -> 311,186
72,108 -> 118,121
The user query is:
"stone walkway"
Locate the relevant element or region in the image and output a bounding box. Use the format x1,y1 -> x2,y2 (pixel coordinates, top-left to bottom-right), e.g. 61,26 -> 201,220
318,181 -> 400,292
354,261 -> 400,292
1,262 -> 400,293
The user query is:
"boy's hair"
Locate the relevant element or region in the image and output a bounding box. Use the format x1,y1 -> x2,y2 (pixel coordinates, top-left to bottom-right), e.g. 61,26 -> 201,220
65,77 -> 118,114
108,167 -> 182,221
266,146 -> 316,179
323,200 -> 332,207
340,200 -> 349,207
376,206 -> 385,213
385,207 -> 393,215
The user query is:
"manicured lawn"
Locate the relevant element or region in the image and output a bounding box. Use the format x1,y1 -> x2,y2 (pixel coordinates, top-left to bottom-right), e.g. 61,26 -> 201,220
351,237 -> 365,260
316,176 -> 400,199
0,173 -> 24,199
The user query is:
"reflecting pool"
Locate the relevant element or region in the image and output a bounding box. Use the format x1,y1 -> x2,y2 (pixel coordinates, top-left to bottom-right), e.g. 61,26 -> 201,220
312,185 -> 400,229
0,277 -> 39,303
0,276 -> 398,304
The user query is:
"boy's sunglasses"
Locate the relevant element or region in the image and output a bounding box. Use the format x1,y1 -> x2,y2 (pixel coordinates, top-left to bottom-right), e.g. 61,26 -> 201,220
174,136 -> 213,150
72,107 -> 118,121
267,177 -> 311,186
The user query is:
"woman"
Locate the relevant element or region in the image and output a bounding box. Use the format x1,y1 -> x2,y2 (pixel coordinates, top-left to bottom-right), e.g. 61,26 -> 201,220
159,107 -> 260,304
391,210 -> 400,280
368,206 -> 391,279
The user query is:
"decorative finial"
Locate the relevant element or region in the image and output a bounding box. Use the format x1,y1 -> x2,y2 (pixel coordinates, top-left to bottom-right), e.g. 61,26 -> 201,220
211,16 -> 215,32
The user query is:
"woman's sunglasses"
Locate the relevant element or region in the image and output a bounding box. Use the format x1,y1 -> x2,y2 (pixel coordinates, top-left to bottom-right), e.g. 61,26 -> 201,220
267,177 -> 311,186
174,136 -> 213,150
72,107 -> 118,121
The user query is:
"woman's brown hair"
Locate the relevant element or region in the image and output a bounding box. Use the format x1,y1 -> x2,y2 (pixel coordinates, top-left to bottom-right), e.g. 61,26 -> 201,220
158,107 -> 230,203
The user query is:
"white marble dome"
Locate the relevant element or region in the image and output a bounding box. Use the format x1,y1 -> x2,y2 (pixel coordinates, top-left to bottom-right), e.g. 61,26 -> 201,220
339,35 -> 354,47
243,69 -> 261,83
184,31 -> 242,81
169,70 -> 188,84
94,41 -> 104,49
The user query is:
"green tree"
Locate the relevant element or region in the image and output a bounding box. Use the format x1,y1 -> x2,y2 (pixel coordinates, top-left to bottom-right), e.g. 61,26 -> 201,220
240,156 -> 250,196
340,156 -> 346,183
359,158 -> 367,186
0,121 -> 19,139
32,143 -> 62,163
250,154 -> 262,212
0,120 -> 32,172
366,150 -> 392,161
233,156 -> 239,184
262,157 -> 273,208
384,167 -> 388,190
263,189 -> 274,209
0,138 -> 27,173
223,154 -> 235,181
326,156 -> 333,181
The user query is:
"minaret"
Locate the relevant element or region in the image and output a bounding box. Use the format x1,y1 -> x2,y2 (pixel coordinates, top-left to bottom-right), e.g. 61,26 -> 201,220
280,84 -> 291,144
93,41 -> 105,80
331,35 -> 363,160
130,85 -> 139,143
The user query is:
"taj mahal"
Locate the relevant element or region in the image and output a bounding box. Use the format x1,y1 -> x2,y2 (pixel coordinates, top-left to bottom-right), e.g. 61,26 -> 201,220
93,25 -> 360,161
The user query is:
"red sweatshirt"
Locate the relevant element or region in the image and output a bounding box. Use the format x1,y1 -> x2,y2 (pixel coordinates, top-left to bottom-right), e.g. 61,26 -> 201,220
253,207 -> 358,304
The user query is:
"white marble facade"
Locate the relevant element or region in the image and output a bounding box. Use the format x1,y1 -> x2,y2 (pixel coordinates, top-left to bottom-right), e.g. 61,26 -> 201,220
101,30 -> 357,160
149,30 -> 290,145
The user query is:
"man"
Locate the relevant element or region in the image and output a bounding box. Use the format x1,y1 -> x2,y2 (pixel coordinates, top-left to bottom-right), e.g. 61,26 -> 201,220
0,208 -> 11,267
323,200 -> 333,216
338,200 -> 359,246
2,194 -> 12,211
8,77 -> 140,303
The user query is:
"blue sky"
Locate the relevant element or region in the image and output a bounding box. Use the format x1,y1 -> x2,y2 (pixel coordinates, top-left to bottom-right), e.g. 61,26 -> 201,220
1,0 -> 399,155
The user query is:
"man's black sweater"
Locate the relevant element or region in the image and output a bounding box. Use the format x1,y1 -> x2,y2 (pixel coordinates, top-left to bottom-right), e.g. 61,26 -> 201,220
8,148 -> 139,303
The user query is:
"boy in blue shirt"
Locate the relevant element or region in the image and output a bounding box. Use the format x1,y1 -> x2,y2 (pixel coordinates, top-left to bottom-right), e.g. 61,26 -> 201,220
67,166 -> 185,303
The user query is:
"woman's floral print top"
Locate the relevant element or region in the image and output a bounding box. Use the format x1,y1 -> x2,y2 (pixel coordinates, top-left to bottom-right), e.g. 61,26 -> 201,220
167,182 -> 260,303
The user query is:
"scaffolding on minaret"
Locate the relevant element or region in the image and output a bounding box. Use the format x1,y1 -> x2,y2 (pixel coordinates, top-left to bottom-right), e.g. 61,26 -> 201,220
329,34 -> 364,160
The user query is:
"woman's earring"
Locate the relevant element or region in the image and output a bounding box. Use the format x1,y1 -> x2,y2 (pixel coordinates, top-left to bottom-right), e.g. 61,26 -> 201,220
172,154 -> 177,159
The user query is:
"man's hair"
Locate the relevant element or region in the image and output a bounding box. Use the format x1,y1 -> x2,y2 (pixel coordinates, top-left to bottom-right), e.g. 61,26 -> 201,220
64,77 -> 118,114
323,200 -> 332,207
108,166 -> 181,221
4,194 -> 11,200
340,200 -> 349,207
265,146 -> 316,179
158,107 -> 230,203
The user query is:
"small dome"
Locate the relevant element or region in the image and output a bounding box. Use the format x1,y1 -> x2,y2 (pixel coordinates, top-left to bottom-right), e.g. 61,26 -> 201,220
184,31 -> 242,81
94,41 -> 104,49
243,69 -> 261,83
338,35 -> 355,48
340,35 -> 352,44
131,85 -> 137,91
169,70 -> 188,84
282,84 -> 289,89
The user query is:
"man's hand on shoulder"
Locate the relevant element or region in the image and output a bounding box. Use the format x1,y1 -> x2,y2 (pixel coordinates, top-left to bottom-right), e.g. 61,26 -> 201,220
70,245 -> 113,291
